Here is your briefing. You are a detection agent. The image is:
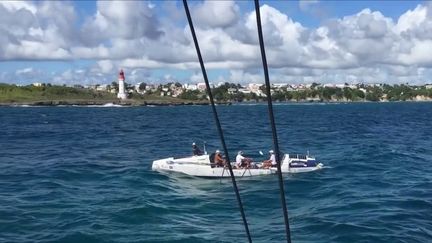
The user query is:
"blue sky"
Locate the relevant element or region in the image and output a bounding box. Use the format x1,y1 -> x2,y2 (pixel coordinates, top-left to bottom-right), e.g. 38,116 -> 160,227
1,0 -> 432,85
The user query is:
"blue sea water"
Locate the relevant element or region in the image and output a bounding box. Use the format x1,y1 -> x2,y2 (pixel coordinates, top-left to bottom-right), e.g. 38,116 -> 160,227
0,103 -> 431,243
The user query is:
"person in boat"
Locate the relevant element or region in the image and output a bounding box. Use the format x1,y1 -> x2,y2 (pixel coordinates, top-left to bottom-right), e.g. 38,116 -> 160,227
214,150 -> 225,167
262,150 -> 276,168
235,151 -> 252,168
192,142 -> 203,156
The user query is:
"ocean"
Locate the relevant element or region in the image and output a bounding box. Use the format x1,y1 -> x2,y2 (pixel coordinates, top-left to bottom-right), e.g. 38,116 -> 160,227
0,103 -> 431,242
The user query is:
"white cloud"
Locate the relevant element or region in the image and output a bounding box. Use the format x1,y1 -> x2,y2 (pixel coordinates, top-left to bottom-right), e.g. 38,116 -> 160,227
0,1 -> 37,14
397,40 -> 432,65
193,0 -> 239,29
0,1 -> 76,60
395,4 -> 427,34
16,67 -> 34,75
3,1 -> 432,84
80,1 -> 163,45
97,60 -> 115,74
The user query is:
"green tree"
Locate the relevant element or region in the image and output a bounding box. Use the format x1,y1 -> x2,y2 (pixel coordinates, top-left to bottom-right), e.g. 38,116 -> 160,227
311,82 -> 320,89
272,91 -> 285,101
139,82 -> 147,92
321,87 -> 336,100
343,87 -> 353,100
111,81 -> 118,92
365,86 -> 383,101
179,90 -> 202,100
335,88 -> 343,100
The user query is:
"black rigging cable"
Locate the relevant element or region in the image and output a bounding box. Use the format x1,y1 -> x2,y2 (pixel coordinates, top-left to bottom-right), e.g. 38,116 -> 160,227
254,0 -> 292,242
182,1 -> 252,242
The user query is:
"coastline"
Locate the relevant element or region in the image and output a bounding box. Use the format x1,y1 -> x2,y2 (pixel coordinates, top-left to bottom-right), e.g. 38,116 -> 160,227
2,83 -> 431,107
1,98 -> 431,107
0,99 -> 231,107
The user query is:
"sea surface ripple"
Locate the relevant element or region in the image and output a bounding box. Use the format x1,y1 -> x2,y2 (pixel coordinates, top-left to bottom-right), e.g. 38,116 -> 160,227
0,103 -> 431,242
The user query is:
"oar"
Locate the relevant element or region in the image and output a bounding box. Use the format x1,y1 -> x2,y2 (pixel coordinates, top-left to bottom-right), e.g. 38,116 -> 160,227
220,166 -> 226,184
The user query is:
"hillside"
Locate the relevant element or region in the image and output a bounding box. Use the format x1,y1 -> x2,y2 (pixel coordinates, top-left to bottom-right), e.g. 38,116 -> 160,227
0,83 -> 212,106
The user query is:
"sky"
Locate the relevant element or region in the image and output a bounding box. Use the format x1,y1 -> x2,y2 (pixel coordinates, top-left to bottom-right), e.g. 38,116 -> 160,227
1,0 -> 432,85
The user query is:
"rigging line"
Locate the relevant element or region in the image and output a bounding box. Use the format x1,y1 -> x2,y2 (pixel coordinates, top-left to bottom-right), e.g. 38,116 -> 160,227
182,1 -> 252,242
254,0 -> 292,242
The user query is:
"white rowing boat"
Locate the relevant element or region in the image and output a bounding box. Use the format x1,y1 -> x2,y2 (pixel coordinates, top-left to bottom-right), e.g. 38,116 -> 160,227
152,153 -> 323,178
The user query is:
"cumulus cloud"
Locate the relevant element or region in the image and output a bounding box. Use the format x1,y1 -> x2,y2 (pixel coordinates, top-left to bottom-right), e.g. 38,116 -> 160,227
0,1 -> 36,14
192,0 -> 239,29
0,1 -> 76,60
97,60 -> 115,74
395,4 -> 427,34
3,1 -> 432,84
80,0 -> 163,45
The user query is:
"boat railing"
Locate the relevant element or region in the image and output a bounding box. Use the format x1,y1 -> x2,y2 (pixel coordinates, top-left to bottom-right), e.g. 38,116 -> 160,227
287,154 -> 309,160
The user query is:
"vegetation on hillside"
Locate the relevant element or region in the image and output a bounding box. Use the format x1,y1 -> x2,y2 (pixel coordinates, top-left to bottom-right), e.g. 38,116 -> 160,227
1,82 -> 432,104
210,84 -> 432,102
0,83 -> 115,102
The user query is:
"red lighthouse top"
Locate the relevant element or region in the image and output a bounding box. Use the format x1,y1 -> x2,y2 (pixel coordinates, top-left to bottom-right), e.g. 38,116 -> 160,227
118,69 -> 125,80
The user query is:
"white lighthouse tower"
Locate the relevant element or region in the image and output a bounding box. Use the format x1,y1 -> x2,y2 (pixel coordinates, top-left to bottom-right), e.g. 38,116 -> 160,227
117,69 -> 127,100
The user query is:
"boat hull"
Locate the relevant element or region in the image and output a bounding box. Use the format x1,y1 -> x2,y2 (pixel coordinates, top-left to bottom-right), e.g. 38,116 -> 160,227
152,157 -> 274,177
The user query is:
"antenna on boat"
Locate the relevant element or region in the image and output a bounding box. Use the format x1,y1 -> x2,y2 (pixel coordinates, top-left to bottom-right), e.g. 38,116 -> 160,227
203,141 -> 207,155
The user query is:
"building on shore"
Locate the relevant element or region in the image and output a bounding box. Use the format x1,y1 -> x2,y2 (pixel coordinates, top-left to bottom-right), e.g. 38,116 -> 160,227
32,82 -> 43,87
117,69 -> 127,100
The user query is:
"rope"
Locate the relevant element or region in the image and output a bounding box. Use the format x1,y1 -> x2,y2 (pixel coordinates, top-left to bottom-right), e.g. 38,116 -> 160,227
182,1 -> 252,242
254,0 -> 292,242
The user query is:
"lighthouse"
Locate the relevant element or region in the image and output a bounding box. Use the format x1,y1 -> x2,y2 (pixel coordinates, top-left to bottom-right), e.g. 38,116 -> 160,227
117,69 -> 127,100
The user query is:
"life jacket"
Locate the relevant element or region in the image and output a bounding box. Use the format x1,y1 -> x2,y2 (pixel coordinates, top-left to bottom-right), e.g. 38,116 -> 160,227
209,153 -> 216,168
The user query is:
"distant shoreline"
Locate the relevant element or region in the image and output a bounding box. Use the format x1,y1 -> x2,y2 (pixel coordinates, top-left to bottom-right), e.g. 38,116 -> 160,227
0,99 -> 231,107
2,83 -> 432,107
1,99 -> 431,107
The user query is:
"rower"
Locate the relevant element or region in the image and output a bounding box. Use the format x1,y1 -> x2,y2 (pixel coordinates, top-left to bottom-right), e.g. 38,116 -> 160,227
192,142 -> 203,156
262,150 -> 276,168
214,150 -> 225,167
235,151 -> 252,168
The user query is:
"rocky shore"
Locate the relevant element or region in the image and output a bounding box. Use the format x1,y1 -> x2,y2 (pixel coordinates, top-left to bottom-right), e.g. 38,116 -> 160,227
0,99 -> 231,107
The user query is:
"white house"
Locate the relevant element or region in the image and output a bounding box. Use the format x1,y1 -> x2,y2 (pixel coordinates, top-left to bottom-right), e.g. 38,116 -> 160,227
32,82 -> 43,87
247,83 -> 262,92
272,83 -> 288,89
197,82 -> 207,91
184,84 -> 197,91
96,84 -> 108,91
238,88 -> 251,94
227,88 -> 237,94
